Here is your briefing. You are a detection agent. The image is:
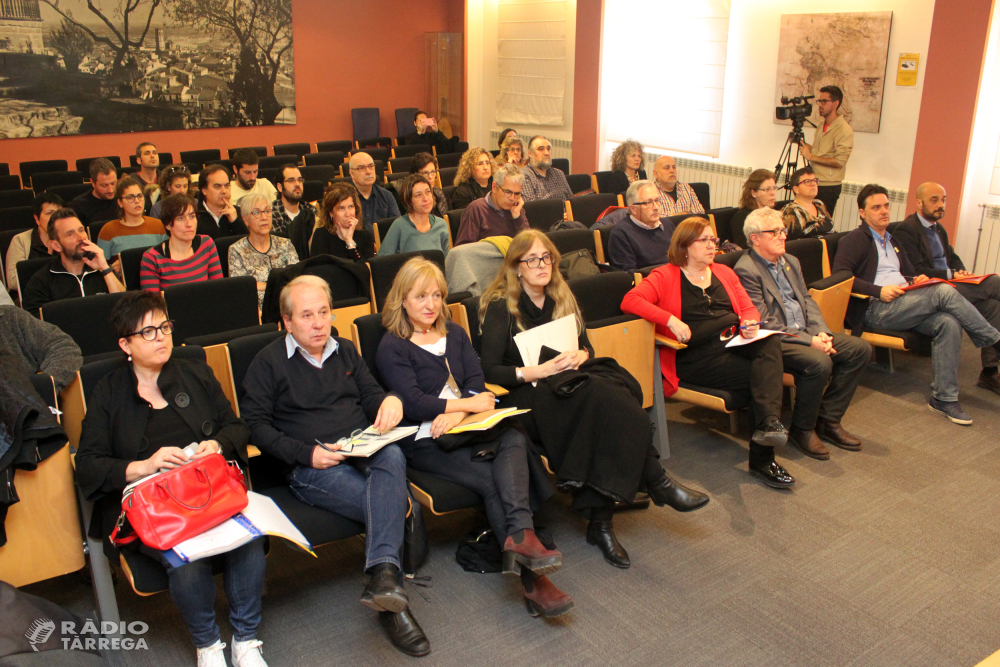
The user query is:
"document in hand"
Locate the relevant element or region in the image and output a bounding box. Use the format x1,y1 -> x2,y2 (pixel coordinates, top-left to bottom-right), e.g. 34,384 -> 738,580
168,491 -> 315,565
335,425 -> 419,457
446,407 -> 530,434
513,315 -> 579,386
724,329 -> 792,348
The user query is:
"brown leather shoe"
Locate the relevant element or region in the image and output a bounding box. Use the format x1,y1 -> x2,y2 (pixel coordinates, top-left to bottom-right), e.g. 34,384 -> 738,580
816,419 -> 862,451
789,428 -> 830,460
523,575 -> 574,618
502,529 -> 562,576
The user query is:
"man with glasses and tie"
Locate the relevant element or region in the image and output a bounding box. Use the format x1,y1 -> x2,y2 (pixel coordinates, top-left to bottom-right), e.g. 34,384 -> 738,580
799,85 -> 854,215
349,152 -> 400,231
607,180 -> 677,273
735,207 -> 870,458
455,163 -> 530,245
271,164 -> 317,236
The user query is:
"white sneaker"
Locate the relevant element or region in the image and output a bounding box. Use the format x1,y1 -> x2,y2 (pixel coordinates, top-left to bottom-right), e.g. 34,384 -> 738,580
232,638 -> 268,667
197,640 -> 227,667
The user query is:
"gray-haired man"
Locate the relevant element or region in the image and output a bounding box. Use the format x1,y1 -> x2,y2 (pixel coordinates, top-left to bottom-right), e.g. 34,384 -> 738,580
455,163 -> 530,245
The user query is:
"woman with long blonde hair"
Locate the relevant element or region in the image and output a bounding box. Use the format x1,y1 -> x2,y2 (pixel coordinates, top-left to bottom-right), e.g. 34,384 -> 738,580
478,230 -> 709,569
376,257 -> 572,618
450,147 -> 494,209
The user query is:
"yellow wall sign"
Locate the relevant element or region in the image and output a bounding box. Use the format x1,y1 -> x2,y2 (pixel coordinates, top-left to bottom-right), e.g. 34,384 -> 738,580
897,53 -> 920,86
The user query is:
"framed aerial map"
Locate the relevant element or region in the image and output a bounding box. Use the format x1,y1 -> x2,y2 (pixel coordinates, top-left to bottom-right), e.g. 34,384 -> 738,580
773,11 -> 892,134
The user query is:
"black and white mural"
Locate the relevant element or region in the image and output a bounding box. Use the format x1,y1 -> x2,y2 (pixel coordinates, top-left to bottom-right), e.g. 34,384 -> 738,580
0,0 -> 295,138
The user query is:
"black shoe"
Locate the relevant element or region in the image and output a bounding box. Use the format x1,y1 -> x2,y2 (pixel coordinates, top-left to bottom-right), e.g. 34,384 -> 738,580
646,473 -> 710,512
378,609 -> 431,657
752,419 -> 789,448
977,371 -> 1000,396
360,564 -> 408,613
749,460 -> 795,489
585,520 -> 630,569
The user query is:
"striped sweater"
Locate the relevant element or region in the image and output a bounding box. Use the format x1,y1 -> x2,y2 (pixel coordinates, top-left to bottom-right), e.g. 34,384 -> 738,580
139,235 -> 224,291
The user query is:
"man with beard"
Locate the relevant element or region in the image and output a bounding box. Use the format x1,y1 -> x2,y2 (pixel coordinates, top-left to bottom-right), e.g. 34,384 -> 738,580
230,148 -> 277,205
21,208 -> 125,312
273,164 -> 318,257
894,182 -> 1000,395
69,158 -> 119,225
520,136 -> 572,202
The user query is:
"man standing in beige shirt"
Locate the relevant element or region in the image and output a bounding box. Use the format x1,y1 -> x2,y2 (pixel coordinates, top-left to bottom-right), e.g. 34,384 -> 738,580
800,85 -> 854,216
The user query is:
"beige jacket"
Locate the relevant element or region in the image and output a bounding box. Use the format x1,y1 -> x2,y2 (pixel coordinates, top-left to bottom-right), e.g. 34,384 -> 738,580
5,229 -> 34,291
810,115 -> 854,186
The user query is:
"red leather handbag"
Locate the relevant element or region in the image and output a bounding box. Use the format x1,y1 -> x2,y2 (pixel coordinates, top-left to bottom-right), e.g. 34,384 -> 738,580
110,453 -> 249,550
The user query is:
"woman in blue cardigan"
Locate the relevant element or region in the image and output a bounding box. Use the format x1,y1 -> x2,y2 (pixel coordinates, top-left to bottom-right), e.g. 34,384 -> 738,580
375,258 -> 573,619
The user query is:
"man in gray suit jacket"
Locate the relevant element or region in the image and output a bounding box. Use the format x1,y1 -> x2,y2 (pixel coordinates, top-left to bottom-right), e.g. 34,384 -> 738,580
735,208 -> 871,459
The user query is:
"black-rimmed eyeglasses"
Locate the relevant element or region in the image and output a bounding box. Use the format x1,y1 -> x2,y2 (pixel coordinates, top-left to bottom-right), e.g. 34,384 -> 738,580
125,320 -> 176,341
519,254 -> 554,269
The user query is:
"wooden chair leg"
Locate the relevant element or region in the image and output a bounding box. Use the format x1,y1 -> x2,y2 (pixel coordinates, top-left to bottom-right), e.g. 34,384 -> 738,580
729,412 -> 739,435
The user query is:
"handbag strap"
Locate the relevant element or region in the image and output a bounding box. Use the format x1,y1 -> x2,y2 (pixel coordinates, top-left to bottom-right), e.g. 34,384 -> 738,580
157,467 -> 214,510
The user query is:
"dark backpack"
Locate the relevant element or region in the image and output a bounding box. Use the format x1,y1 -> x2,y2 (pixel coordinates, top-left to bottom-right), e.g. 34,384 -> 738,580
559,248 -> 600,280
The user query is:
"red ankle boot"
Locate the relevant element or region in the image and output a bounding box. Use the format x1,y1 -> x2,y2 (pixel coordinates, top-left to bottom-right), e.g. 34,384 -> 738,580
502,529 -> 562,575
522,575 -> 574,618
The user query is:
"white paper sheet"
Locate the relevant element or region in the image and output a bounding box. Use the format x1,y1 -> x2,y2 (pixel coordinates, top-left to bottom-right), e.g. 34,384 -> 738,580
513,314 -> 579,367
724,329 -> 790,348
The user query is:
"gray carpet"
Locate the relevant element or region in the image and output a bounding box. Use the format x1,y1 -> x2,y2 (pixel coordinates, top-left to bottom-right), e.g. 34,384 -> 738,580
24,339 -> 1000,666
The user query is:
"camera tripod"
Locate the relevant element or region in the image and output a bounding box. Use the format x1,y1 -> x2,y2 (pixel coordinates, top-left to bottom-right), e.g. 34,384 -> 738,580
774,121 -> 815,197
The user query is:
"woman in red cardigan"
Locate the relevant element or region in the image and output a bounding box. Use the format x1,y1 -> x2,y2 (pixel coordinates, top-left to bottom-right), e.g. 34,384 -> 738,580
622,217 -> 795,489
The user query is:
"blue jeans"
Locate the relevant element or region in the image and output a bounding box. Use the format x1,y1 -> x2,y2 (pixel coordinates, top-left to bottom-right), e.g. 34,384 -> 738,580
865,283 -> 1000,401
288,443 -> 407,571
143,537 -> 267,649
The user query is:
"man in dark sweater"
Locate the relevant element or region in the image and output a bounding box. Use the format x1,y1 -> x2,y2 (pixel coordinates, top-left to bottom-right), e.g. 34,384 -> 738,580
607,180 -> 676,273
239,275 -> 431,658
832,184 -> 1000,425
404,110 -> 461,154
69,158 -> 119,225
893,182 -> 1000,395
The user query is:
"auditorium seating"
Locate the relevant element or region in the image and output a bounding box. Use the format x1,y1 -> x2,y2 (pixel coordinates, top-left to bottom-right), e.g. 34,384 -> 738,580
213,234 -> 245,277
273,142 -> 311,159
299,164 -> 338,184
316,140 -> 353,154
46,183 -> 90,201
163,276 -> 260,344
445,208 -> 465,245
179,149 -> 222,168
351,108 -> 380,143
75,156 -> 122,175
0,174 -> 21,191
567,173 -> 592,194
259,155 -> 294,170
129,152 -> 174,167
392,144 -> 431,159
30,170 -> 84,194
436,152 -> 463,169
523,199 -> 565,232
304,151 -> 347,168
119,245 -> 153,290
40,292 -> 128,358
0,188 -> 33,209
20,160 -> 68,189
565,193 -> 623,227
373,217 -> 397,252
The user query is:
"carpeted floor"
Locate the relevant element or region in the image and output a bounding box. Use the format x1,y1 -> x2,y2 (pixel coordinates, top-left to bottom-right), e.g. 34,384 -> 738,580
25,338 -> 1000,666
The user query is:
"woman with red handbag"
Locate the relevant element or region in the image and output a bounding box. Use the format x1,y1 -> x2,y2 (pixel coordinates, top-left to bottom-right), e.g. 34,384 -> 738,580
76,291 -> 267,667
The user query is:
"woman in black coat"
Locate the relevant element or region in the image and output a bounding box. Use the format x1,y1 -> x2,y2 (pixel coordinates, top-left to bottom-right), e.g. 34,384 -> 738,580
75,291 -> 264,666
608,139 -> 648,194
310,182 -> 375,261
479,230 -> 709,569
375,257 -> 572,618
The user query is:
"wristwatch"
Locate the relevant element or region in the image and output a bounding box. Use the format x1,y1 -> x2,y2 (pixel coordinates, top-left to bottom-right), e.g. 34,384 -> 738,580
99,267 -> 114,276
515,367 -> 525,383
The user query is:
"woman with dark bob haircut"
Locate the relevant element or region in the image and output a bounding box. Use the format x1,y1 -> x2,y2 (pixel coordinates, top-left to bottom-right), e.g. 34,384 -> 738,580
479,230 -> 709,570
75,291 -> 267,666
139,193 -> 224,291
311,182 -> 375,261
622,217 -> 795,489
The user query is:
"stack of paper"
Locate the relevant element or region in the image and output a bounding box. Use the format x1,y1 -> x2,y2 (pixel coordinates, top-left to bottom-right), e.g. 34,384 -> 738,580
446,407 -> 530,434
513,315 -> 579,386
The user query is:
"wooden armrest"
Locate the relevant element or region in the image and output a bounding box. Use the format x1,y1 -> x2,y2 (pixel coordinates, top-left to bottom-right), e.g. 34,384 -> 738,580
851,293 -> 871,299
247,445 -> 261,458
655,333 -> 687,350
485,383 -> 509,397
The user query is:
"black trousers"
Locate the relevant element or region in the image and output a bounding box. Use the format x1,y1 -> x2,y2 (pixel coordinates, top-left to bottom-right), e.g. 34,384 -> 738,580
816,184 -> 842,217
676,334 -> 784,428
953,275 -> 1000,368
781,333 -> 871,431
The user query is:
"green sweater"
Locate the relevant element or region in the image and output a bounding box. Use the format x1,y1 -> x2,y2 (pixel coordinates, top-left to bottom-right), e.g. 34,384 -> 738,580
376,214 -> 450,258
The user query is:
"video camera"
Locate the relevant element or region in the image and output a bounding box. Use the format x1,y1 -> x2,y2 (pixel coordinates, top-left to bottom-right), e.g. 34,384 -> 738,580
775,95 -> 814,124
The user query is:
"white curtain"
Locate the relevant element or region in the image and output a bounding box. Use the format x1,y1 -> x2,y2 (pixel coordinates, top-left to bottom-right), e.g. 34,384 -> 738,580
496,0 -> 567,127
604,0 -> 731,157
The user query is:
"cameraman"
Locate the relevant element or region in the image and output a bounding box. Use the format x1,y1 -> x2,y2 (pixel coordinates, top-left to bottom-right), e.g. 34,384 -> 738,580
799,86 -> 854,215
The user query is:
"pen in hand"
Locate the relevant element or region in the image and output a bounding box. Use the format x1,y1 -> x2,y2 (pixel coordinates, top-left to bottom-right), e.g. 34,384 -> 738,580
468,390 -> 500,404
315,439 -> 338,453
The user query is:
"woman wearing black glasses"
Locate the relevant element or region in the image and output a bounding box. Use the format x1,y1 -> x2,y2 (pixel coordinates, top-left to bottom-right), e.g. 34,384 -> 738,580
479,230 -> 708,570
75,291 -> 267,666
622,217 -> 794,489
781,166 -> 834,240
730,169 -> 777,248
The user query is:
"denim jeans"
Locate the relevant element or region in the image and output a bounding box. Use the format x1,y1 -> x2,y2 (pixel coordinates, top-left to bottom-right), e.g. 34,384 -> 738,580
143,536 -> 267,649
865,283 -> 1000,401
289,443 -> 407,571
407,428 -> 533,542
953,275 -> 1000,367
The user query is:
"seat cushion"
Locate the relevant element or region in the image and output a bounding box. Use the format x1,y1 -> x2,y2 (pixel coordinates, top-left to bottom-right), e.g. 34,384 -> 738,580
677,381 -> 750,412
257,486 -> 365,548
406,468 -> 482,514
860,328 -> 933,356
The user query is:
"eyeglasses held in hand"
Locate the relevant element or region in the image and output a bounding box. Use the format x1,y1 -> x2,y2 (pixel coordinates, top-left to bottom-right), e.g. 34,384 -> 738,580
519,254 -> 554,269
126,320 -> 175,341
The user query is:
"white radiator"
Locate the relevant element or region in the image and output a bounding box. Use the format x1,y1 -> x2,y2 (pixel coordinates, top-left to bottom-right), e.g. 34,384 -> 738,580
643,151 -> 908,231
971,205 -> 1000,274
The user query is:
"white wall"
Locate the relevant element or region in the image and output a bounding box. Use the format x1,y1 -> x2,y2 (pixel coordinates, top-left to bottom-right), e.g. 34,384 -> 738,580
465,0 -> 577,150
601,0 -> 934,191
956,2 -> 1000,270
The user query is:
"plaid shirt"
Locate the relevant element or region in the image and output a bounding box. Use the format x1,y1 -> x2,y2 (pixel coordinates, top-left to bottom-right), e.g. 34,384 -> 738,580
654,181 -> 704,217
521,165 -> 572,202
271,197 -> 317,236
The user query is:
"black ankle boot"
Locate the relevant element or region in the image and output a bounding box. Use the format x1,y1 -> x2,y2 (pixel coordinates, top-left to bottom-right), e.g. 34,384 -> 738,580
586,520 -> 630,568
646,472 -> 710,512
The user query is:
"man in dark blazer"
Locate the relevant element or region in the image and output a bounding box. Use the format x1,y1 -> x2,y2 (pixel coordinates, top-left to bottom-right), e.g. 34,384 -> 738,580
893,182 -> 1000,395
832,184 -> 1000,425
735,208 -> 870,458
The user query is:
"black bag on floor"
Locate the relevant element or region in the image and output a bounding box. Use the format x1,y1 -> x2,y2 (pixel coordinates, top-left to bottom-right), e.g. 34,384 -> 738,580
455,526 -> 557,573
